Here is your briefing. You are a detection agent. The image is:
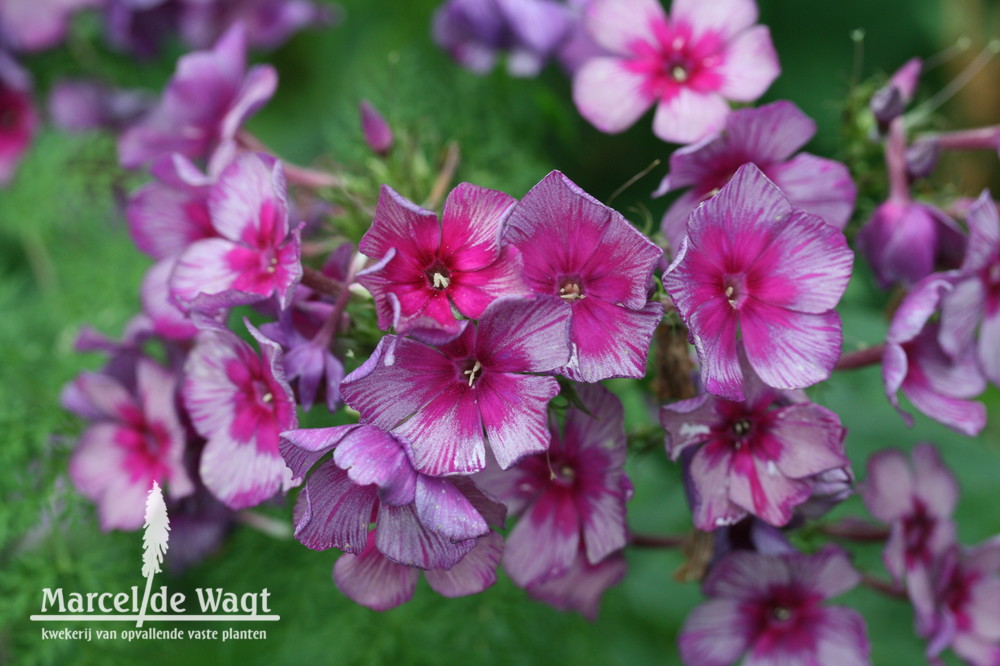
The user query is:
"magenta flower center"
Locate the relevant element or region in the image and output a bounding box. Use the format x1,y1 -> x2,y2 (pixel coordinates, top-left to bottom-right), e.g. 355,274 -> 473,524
902,500 -> 935,565
723,274 -> 750,310
558,276 -> 585,301
625,20 -> 725,101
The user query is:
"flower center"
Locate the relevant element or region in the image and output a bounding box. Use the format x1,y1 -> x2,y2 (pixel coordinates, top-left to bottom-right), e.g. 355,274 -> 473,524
732,419 -> 752,437
551,463 -> 576,486
771,605 -> 792,622
670,64 -> 689,82
463,359 -> 482,387
722,274 -> 749,309
559,277 -> 585,301
426,264 -> 451,291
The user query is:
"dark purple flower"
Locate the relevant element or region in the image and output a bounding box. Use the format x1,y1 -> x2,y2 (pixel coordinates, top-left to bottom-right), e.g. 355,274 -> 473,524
433,0 -> 573,77
118,23 -> 277,168
359,99 -> 393,156
64,358 -> 194,530
573,0 -> 779,143
654,100 -> 857,252
663,163 -> 853,401
662,358 -> 848,530
883,276 -> 986,435
0,52 -> 37,185
341,296 -> 571,476
170,152 -> 302,314
503,170 -> 663,382
479,383 -> 630,588
183,321 -> 297,509
870,57 -> 921,129
679,546 -> 870,665
939,190 -> 1000,387
279,423 -> 505,609
177,0 -> 335,51
356,183 -> 526,342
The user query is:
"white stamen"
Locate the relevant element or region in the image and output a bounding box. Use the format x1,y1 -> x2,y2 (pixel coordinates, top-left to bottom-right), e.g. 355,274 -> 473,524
433,272 -> 450,289
262,392 -> 273,403
671,65 -> 688,82
463,360 -> 482,387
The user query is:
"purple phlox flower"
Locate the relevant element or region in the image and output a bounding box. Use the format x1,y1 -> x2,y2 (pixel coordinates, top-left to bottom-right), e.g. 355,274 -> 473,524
939,190 -> 1000,387
663,163 -> 853,401
0,0 -> 102,52
0,52 -> 37,186
573,0 -> 779,144
259,305 -> 346,413
103,0 -> 181,59
795,465 -> 855,520
870,57 -> 922,129
662,354 -> 849,530
48,79 -> 152,133
63,357 -> 194,531
857,198 -> 966,289
279,423 -> 505,609
654,100 -> 857,252
141,258 -> 200,340
163,454 -> 237,572
503,170 -> 664,382
359,99 -> 394,156
170,151 -> 303,315
476,383 -> 631,589
555,0 -> 609,75
920,538 -> 1000,666
433,0 -> 574,77
182,320 -> 297,509
679,546 -> 870,666
860,443 -> 958,617
177,0 -> 337,52
883,275 -> 986,435
341,296 -> 571,476
526,546 -> 627,620
118,23 -> 277,169
708,517 -> 797,571
356,182 -> 527,343
333,529 -> 504,611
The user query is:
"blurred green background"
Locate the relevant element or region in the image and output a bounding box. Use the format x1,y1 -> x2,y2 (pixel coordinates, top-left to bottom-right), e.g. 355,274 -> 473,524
2,0 -> 999,664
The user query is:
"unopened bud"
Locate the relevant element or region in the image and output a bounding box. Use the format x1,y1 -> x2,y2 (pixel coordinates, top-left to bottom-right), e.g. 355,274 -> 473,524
359,99 -> 393,156
905,138 -> 940,181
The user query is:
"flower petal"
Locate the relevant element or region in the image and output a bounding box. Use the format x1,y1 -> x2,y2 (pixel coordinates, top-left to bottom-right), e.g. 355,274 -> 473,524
583,0 -> 665,55
670,0 -> 758,40
425,531 -> 503,598
652,87 -> 729,144
333,534 -> 419,611
741,306 -> 842,392
768,153 -> 856,230
504,486 -> 580,587
573,57 -> 654,134
375,503 -> 475,570
292,461 -> 376,553
562,298 -> 663,382
678,598 -> 754,666
414,475 -> 488,542
477,372 -> 558,469
716,25 -> 779,101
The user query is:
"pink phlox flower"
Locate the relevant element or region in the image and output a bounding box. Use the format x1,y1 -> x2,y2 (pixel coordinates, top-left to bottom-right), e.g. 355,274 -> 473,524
63,357 -> 194,531
883,275 -> 986,435
663,163 -> 853,401
357,182 -> 527,343
279,423 -> 506,609
573,0 -> 779,144
118,23 -> 277,169
503,170 -> 664,383
477,383 -> 631,589
341,296 -> 572,476
182,320 -> 298,509
920,538 -> 1000,666
0,52 -> 38,186
170,151 -> 303,315
860,444 -> 959,611
662,356 -> 848,530
654,100 -> 857,252
679,546 -> 871,665
939,190 -> 1000,387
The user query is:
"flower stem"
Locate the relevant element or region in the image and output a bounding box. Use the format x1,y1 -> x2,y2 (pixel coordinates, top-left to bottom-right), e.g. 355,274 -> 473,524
819,518 -> 889,542
861,573 -> 907,600
301,266 -> 343,299
835,344 -> 885,370
629,532 -> 686,549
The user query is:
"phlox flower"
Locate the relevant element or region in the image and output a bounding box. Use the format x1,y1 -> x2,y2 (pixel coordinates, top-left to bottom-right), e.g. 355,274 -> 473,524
654,100 -> 856,252
279,423 -> 505,609
661,359 -> 848,530
356,183 -> 525,342
939,190 -> 1000,387
478,384 -> 631,589
341,296 -> 571,476
0,0 -> 100,52
679,546 -> 870,665
525,547 -> 626,620
64,358 -> 194,530
573,0 -> 779,144
503,170 -> 663,383
170,151 -> 302,314
882,276 -> 986,436
0,53 -> 37,186
118,23 -> 276,168
183,321 -> 297,509
663,163 -> 853,401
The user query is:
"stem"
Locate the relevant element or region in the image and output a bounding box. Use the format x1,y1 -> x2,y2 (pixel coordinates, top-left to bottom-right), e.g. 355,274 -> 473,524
237,131 -> 342,189
237,511 -> 292,540
884,118 -> 910,202
834,344 -> 885,371
423,141 -> 460,210
926,124 -> 1000,151
819,518 -> 889,542
628,532 -> 686,549
861,573 -> 907,600
301,266 -> 343,299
